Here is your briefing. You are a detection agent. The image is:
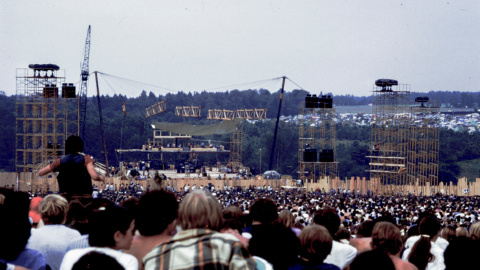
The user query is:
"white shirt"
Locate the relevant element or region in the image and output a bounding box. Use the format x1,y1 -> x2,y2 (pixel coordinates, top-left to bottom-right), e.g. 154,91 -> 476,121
324,240 -> 357,269
60,247 -> 138,270
402,236 -> 446,270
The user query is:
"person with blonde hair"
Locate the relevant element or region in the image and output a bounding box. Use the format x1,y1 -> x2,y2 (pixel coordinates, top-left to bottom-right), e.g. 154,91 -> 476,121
27,194 -> 81,270
144,190 -> 256,270
371,222 -> 418,270
469,221 -> 480,240
278,209 -> 301,236
440,225 -> 456,243
455,226 -> 469,238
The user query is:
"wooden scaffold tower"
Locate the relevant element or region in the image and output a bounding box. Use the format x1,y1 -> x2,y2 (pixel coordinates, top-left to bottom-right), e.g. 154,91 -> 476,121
368,79 -> 410,194
298,94 -> 337,184
15,64 -> 79,191
407,97 -> 440,195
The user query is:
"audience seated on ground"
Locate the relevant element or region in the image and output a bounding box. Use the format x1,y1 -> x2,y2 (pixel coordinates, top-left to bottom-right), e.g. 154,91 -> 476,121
27,194 -> 81,270
143,189 -> 256,270
60,205 -> 137,270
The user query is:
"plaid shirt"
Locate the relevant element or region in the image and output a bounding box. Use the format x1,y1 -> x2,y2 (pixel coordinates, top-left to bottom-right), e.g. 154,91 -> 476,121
143,228 -> 256,270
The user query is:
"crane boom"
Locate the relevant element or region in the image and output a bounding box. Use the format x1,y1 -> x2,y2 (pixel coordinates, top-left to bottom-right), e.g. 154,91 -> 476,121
79,25 -> 91,138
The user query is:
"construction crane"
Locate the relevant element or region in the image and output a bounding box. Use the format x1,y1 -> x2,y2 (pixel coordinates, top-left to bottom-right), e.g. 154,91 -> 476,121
79,25 -> 91,138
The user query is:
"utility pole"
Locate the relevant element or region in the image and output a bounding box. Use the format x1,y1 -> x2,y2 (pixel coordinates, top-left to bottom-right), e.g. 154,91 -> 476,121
268,76 -> 286,171
94,72 -> 109,176
259,148 -> 262,173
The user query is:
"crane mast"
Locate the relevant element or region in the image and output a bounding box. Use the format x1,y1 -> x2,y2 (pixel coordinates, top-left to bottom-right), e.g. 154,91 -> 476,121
79,25 -> 91,138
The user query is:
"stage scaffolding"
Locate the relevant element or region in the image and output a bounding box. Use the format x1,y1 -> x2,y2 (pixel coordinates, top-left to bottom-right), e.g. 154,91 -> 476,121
15,66 -> 79,173
298,95 -> 337,184
368,81 -> 440,195
229,127 -> 243,171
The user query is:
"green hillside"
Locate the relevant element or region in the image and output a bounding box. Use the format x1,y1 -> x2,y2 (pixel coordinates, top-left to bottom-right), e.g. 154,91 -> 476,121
457,159 -> 480,182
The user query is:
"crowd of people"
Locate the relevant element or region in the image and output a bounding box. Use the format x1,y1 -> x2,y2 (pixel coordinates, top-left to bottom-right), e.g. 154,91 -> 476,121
2,136 -> 480,270
1,185 -> 480,270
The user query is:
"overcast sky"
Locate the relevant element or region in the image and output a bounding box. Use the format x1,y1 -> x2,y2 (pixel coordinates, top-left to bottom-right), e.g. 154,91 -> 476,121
1,0 -> 479,97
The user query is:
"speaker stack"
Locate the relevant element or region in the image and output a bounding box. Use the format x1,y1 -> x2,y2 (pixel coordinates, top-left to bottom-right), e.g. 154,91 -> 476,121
43,84 -> 58,98
319,149 -> 334,162
62,83 -> 76,98
304,148 -> 317,162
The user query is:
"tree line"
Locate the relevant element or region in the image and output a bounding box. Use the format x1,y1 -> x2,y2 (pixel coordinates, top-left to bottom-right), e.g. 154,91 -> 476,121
1,90 -> 480,183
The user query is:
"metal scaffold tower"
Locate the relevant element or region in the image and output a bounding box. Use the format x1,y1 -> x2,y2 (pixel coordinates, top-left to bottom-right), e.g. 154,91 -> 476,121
407,97 -> 440,195
368,79 -> 410,193
15,65 -> 79,173
298,94 -> 337,183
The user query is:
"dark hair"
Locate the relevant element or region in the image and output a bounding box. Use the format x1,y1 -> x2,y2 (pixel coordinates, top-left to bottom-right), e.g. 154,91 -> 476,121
350,249 -> 395,270
72,251 -> 125,270
136,190 -> 178,236
221,205 -> 245,234
65,135 -> 84,154
0,190 -> 31,261
249,198 -> 278,224
408,216 -> 440,270
444,237 -> 480,270
88,206 -> 134,247
335,227 -> 351,241
313,207 -> 340,237
356,220 -> 375,237
248,222 -> 300,270
66,199 -> 88,235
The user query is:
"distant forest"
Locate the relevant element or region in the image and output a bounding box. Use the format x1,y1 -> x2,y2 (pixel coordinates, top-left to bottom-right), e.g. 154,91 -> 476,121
2,90 -> 480,184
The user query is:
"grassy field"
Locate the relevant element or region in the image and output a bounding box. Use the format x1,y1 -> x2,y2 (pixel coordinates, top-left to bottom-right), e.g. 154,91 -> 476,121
457,159 -> 480,182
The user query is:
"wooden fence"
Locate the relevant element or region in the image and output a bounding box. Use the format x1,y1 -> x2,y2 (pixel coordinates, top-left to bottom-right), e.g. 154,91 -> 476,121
1,172 -> 479,196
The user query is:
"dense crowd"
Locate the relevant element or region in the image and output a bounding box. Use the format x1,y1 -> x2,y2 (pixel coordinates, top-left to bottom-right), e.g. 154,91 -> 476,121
1,185 -> 480,270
